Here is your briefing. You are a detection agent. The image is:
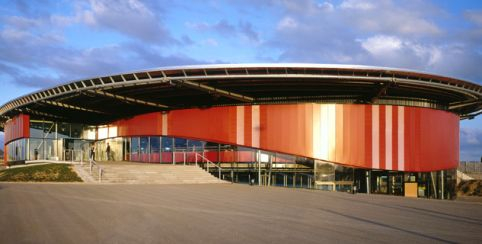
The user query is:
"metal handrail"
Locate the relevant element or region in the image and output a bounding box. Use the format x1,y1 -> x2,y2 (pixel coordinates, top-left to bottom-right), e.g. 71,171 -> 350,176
194,153 -> 221,179
63,149 -> 84,163
89,159 -> 104,182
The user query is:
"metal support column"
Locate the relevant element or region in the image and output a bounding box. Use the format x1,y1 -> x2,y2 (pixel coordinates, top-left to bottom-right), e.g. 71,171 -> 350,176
441,170 -> 444,200
257,150 -> 261,186
267,155 -> 273,186
172,137 -> 175,165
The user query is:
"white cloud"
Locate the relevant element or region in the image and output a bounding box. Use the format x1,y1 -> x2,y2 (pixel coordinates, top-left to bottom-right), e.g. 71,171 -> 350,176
318,2 -> 334,12
77,0 -> 176,44
277,17 -> 298,30
360,35 -> 402,56
203,38 -> 219,46
340,0 -> 375,10
465,10 -> 482,26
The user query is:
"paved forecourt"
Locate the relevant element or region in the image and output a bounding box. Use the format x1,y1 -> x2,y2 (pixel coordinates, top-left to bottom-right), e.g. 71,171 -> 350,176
0,183 -> 481,243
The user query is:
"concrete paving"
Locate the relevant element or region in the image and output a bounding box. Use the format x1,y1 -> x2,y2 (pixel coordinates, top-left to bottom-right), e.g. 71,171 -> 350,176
0,183 -> 481,243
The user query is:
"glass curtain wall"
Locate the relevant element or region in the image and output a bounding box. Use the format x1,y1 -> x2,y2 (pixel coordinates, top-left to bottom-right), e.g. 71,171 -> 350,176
161,137 -> 173,163
130,137 -> 139,161
139,137 -> 149,162
150,137 -> 160,163
6,139 -> 27,162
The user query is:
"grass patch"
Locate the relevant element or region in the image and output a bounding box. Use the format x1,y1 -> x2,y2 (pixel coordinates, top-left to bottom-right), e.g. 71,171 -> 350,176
457,180 -> 482,197
0,164 -> 82,182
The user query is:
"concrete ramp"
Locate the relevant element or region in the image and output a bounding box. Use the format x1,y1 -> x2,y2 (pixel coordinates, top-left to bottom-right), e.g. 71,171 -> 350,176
80,162 -> 226,184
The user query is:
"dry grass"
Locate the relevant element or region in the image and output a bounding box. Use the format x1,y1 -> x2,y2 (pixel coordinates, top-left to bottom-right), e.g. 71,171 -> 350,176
457,180 -> 482,197
0,164 -> 82,182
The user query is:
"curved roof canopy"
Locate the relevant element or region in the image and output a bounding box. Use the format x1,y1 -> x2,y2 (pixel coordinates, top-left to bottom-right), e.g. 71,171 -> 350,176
1,64 -> 481,128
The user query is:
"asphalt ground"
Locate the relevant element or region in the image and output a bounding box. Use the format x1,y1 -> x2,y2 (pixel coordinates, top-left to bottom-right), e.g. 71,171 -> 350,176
0,183 -> 481,243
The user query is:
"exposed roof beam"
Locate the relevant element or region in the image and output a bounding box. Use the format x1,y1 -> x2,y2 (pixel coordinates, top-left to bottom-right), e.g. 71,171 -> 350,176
54,93 -> 82,102
370,82 -> 390,103
23,108 -> 66,119
41,100 -> 109,114
448,100 -> 482,110
461,109 -> 482,120
172,79 -> 254,103
88,90 -> 169,109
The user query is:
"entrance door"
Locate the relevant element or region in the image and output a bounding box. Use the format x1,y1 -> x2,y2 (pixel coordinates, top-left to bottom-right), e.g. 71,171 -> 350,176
353,169 -> 368,193
139,137 -> 149,162
389,172 -> 404,196
371,171 -> 388,194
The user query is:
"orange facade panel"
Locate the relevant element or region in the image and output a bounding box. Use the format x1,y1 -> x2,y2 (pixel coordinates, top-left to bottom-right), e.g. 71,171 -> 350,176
260,104 -> 313,159
168,107 -> 238,145
115,112 -> 163,137
110,104 -> 459,172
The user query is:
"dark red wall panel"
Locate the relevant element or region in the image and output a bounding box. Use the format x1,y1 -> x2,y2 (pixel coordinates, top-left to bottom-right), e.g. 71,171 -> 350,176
4,114 -> 30,144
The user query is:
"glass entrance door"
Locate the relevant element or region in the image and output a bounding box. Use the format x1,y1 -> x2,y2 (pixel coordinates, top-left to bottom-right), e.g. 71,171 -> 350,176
389,172 -> 404,196
139,137 -> 149,162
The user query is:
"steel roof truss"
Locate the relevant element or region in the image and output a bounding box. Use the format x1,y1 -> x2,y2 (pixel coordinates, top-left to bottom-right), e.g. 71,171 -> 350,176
41,100 -> 109,114
173,79 -> 254,103
88,90 -> 169,109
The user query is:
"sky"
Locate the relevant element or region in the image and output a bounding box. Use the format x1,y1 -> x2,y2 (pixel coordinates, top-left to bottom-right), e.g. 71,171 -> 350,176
0,0 -> 481,160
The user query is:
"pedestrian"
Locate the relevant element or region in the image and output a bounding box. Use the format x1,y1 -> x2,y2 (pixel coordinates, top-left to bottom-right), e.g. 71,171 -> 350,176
90,146 -> 95,161
106,143 -> 111,161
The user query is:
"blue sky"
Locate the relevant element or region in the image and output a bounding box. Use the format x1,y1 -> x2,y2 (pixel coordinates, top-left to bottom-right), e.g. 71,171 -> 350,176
0,0 -> 481,160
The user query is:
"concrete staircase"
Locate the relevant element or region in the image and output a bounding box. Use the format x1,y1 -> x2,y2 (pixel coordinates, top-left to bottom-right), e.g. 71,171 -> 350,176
79,162 -> 226,184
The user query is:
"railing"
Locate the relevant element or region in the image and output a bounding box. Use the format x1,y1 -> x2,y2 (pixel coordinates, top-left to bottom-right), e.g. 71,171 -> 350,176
458,161 -> 482,173
89,159 -> 104,182
194,153 -> 222,179
63,149 -> 84,163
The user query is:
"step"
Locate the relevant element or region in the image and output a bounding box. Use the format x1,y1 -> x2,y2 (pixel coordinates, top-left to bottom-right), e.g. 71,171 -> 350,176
78,162 -> 225,184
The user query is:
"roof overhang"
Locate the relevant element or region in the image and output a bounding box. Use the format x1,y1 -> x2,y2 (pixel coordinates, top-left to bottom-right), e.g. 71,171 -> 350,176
1,64 -> 481,128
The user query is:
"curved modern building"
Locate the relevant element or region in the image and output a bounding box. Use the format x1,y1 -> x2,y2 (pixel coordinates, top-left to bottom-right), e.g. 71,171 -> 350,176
1,64 -> 481,198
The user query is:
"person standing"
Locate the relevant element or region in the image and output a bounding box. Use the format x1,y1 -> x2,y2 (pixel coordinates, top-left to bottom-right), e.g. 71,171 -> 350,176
90,146 -> 95,161
106,143 -> 111,161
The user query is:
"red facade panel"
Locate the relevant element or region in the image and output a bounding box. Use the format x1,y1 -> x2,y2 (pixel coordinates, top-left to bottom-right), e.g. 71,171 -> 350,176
340,105 -> 368,168
392,107 -> 399,171
243,106 -> 252,147
110,104 -> 459,172
4,114 -> 30,144
115,112 -> 162,137
259,104 -> 313,159
379,105 -> 386,170
168,107 -> 237,145
364,105 -> 372,169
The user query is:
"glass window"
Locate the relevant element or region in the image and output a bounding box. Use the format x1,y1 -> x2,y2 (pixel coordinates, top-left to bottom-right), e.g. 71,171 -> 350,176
150,137 -> 160,153
98,126 -> 108,140
83,126 -> 97,140
29,121 -> 44,138
58,122 -> 70,138
174,138 -> 187,150
29,138 -> 44,160
131,137 -> 139,154
43,121 -> 56,139
187,139 -> 204,151
70,124 -> 83,138
161,137 -> 173,152
140,137 -> 149,154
